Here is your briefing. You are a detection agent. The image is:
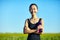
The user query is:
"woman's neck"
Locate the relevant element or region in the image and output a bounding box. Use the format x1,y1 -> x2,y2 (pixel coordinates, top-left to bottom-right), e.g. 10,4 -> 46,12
31,14 -> 38,19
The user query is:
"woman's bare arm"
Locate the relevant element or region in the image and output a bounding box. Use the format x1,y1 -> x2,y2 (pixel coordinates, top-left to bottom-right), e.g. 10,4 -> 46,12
35,19 -> 44,34
23,19 -> 36,34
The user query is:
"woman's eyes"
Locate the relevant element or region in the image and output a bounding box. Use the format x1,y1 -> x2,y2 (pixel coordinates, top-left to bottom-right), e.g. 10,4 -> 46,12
30,7 -> 37,10
33,8 -> 35,10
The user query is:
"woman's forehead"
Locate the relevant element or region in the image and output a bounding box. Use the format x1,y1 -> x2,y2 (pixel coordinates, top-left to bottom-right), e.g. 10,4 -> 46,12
31,5 -> 37,8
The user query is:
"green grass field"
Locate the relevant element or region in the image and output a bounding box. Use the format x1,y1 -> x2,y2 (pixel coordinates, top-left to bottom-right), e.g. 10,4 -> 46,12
0,33 -> 60,40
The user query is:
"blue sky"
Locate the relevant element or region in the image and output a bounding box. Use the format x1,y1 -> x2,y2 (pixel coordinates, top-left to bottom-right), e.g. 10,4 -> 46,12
0,0 -> 60,33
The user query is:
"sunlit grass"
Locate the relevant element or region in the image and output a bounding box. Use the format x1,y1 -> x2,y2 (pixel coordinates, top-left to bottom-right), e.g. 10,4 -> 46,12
0,33 -> 60,40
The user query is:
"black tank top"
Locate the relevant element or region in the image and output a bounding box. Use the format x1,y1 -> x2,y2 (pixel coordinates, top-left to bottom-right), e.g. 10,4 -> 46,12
27,18 -> 42,40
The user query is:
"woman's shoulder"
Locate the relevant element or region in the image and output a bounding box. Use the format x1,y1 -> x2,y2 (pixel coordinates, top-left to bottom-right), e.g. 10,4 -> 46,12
39,18 -> 44,23
39,18 -> 42,19
39,18 -> 44,22
39,18 -> 44,20
25,18 -> 30,23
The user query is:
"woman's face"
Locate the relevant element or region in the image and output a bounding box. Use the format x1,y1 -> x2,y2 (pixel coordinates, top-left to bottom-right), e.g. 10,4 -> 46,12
30,5 -> 38,15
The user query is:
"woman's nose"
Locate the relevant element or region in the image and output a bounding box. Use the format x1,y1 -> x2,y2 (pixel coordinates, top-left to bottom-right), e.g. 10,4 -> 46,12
32,10 -> 34,12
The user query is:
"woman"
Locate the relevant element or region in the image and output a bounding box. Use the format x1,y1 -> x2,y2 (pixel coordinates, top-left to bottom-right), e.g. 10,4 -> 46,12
23,3 -> 44,40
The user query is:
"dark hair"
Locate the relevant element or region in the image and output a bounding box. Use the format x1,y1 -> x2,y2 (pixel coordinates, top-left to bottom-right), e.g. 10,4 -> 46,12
29,3 -> 38,10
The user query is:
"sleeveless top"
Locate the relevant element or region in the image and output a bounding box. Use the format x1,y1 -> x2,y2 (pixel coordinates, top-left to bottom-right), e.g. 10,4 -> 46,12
27,18 -> 42,40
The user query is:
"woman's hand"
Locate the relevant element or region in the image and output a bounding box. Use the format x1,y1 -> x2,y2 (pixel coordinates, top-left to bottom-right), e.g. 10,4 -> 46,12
35,25 -> 43,34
